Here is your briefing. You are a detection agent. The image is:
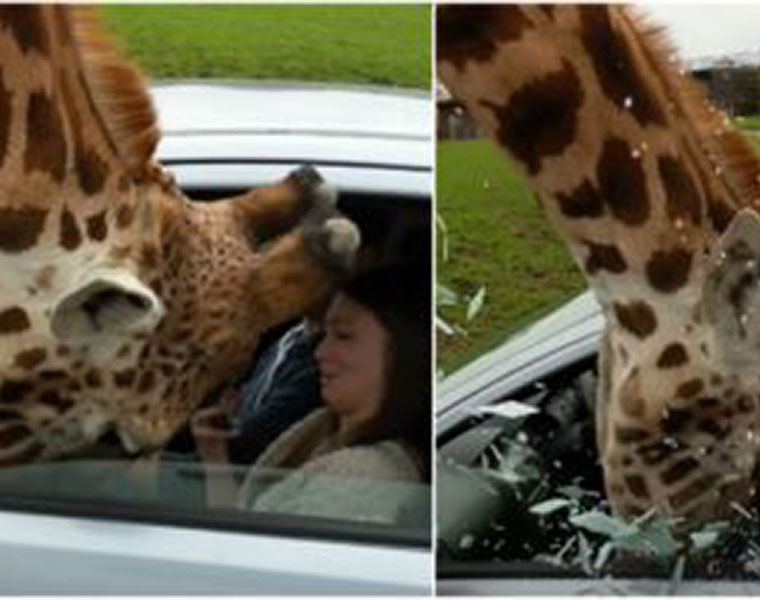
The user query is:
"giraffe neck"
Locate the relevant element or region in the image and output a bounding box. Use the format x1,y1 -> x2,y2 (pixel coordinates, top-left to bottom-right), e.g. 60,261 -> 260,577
0,7 -> 121,199
438,5 -> 760,527
439,5 -> 760,314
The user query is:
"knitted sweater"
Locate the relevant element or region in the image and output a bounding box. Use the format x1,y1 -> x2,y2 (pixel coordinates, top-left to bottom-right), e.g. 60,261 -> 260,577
237,408 -> 424,525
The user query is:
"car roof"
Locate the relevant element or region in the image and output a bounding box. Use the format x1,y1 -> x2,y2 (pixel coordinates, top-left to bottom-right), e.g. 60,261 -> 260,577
151,81 -> 432,196
437,290 -> 604,435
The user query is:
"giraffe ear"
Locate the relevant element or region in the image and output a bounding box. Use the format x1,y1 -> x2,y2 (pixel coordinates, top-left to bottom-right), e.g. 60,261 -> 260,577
703,208 -> 760,367
50,269 -> 164,364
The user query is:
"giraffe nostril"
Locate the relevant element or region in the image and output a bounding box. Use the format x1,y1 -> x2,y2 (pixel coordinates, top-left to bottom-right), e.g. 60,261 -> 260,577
285,164 -> 323,190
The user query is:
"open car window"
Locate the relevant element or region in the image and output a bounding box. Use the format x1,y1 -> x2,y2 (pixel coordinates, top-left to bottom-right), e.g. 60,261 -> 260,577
437,352 -> 760,593
0,458 -> 431,544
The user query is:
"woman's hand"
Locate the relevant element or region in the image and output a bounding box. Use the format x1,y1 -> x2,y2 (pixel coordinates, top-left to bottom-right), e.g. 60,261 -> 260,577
191,404 -> 239,464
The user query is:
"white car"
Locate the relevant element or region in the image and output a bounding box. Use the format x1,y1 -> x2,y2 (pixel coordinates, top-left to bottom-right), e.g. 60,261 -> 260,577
0,82 -> 432,595
437,292 -> 760,595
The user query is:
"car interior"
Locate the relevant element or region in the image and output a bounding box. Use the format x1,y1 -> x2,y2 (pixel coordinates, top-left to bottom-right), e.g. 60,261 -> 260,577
438,349 -> 760,583
437,356 -> 601,568
163,184 -> 432,527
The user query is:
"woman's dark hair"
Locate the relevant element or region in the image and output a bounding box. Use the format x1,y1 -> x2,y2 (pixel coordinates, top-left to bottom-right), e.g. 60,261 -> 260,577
342,263 -> 431,480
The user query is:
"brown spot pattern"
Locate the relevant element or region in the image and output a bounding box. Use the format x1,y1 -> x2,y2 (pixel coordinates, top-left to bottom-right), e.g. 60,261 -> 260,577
85,211 -> 107,242
616,425 -> 649,443
555,179 -> 605,219
697,419 -> 731,440
39,390 -> 73,411
657,343 -> 688,369
661,408 -> 692,435
38,369 -> 66,381
620,393 -> 644,418
579,6 -> 666,127
661,456 -> 699,485
0,307 -> 30,334
116,203 -> 135,229
482,59 -> 583,175
0,67 -> 11,169
0,6 -> 49,55
613,300 -> 657,338
698,396 -> 720,409
84,370 -> 102,388
538,6 -> 556,19
113,369 -> 135,388
669,474 -> 719,510
0,207 -> 47,253
0,423 -> 31,447
137,370 -> 155,394
646,247 -> 692,293
596,137 -> 649,225
437,5 -> 531,70
141,243 -> 159,270
14,347 -> 46,371
77,147 -> 108,195
677,378 -> 704,399
707,198 -> 735,233
0,379 -> 32,403
658,156 -> 702,226
59,207 -> 82,251
160,364 -> 176,377
624,474 -> 650,499
584,242 -> 627,275
25,91 -> 67,182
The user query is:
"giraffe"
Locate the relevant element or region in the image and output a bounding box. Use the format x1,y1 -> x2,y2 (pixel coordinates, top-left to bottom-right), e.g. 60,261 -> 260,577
0,6 -> 360,464
438,4 -> 760,531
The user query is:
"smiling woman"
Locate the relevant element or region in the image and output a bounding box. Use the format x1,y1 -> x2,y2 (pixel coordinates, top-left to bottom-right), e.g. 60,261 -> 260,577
228,265 -> 432,523
192,265 -> 431,522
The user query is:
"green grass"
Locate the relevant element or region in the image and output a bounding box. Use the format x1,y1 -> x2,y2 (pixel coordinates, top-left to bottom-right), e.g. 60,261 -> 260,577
438,130 -> 760,376
734,115 -> 760,130
437,140 -> 585,375
102,5 -> 431,89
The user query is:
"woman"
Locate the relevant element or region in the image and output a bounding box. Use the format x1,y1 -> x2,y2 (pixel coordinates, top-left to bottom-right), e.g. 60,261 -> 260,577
194,263 -> 431,524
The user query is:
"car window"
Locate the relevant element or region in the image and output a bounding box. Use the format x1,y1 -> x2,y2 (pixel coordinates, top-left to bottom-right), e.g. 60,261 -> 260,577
0,457 -> 431,541
438,359 -> 599,562
438,354 -> 760,585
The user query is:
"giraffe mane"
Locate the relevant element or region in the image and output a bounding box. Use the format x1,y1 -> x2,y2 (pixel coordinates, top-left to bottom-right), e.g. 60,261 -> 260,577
627,6 -> 760,219
69,7 -> 160,179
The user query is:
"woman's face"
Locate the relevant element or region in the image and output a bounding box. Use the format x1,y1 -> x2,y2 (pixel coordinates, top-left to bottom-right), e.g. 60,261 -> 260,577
314,293 -> 389,428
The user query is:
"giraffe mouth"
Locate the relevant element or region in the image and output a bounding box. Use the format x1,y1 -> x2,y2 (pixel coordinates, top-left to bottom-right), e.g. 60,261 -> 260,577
63,427 -> 141,461
115,427 -> 144,455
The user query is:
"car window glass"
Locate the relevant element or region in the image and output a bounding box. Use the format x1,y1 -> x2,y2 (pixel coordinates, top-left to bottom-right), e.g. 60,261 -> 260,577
438,361 -> 600,564
438,356 -> 760,583
0,456 -> 430,538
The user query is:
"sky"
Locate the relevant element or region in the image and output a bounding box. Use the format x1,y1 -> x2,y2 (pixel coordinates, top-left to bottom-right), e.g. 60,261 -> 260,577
643,4 -> 760,59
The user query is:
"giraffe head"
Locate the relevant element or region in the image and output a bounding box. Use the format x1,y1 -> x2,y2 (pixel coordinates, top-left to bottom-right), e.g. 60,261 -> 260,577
0,6 -> 360,461
438,4 -> 760,528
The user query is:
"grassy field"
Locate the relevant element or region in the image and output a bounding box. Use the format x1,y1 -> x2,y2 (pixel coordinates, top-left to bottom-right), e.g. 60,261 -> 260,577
437,140 -> 585,375
102,5 -> 431,89
735,115 -> 760,130
438,132 -> 760,375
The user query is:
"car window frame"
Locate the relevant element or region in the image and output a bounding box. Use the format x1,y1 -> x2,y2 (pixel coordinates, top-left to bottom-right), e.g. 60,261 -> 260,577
0,473 -> 431,550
